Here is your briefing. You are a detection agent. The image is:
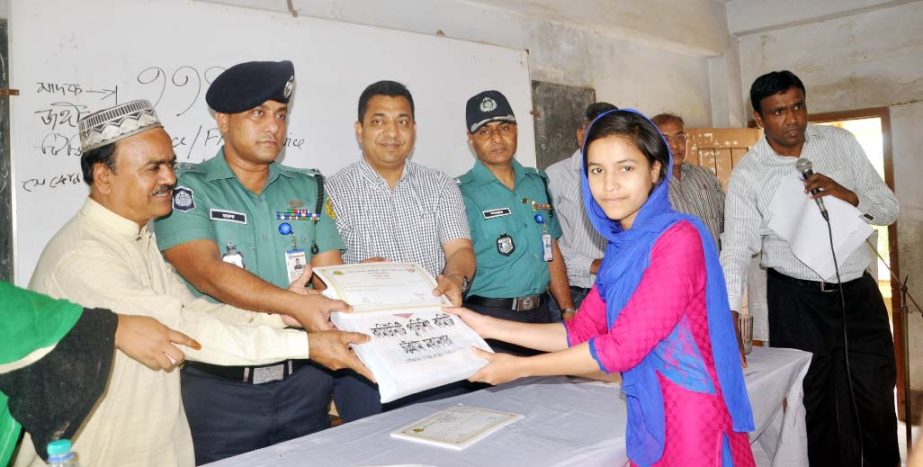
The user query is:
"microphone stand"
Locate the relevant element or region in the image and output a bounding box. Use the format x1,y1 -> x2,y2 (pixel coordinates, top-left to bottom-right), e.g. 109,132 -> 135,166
902,275 -> 913,450
867,239 -> 923,452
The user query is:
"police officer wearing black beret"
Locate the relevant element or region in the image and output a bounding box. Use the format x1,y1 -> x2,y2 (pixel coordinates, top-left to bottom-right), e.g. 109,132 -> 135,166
154,60 -> 369,464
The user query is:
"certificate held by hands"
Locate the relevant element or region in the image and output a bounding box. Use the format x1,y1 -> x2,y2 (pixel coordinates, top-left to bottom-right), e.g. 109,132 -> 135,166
315,263 -> 492,403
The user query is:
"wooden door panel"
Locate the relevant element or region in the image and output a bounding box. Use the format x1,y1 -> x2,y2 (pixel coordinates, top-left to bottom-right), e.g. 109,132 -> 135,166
685,128 -> 761,189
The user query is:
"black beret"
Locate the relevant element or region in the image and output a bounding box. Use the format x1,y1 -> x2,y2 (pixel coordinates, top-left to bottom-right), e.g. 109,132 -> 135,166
206,60 -> 295,113
466,90 -> 516,133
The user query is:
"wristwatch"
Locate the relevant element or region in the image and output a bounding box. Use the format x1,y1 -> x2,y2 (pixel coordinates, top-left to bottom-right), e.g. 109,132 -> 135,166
459,275 -> 471,294
561,307 -> 577,316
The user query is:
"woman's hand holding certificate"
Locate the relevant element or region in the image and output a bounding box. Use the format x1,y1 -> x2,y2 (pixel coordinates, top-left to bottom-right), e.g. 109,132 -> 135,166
314,263 -> 493,403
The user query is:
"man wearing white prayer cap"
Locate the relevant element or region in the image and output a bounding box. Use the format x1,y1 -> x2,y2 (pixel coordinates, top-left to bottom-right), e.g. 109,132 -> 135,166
16,100 -> 370,466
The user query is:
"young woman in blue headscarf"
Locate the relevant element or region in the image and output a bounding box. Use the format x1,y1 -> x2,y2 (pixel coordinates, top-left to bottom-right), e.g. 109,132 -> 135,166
450,109 -> 755,466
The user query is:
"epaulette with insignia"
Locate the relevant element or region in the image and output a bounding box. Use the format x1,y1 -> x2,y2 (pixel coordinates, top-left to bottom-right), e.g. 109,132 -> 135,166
175,162 -> 203,175
456,173 -> 475,186
525,167 -> 549,179
285,166 -> 321,177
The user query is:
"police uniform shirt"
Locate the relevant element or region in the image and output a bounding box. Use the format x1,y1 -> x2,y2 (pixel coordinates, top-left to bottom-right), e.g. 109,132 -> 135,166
154,149 -> 344,293
458,159 -> 562,299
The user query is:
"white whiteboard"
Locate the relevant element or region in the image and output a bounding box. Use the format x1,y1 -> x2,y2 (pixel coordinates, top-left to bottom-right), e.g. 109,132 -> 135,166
10,0 -> 534,285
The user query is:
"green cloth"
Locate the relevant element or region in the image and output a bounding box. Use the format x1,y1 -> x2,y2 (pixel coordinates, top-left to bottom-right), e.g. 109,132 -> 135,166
154,149 -> 345,293
0,281 -> 83,466
457,159 -> 562,298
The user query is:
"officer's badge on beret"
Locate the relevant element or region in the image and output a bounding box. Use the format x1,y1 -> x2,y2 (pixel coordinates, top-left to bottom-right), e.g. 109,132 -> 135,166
283,75 -> 295,99
78,100 -> 163,152
206,60 -> 296,113
173,186 -> 195,212
466,90 -> 516,133
479,97 -> 497,113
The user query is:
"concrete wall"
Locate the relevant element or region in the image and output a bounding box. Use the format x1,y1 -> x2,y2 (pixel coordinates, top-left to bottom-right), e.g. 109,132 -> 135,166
892,100 -> 923,388
734,0 -> 923,387
198,0 -> 727,127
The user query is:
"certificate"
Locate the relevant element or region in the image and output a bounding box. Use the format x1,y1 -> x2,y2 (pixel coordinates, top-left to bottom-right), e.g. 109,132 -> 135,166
315,263 -> 492,403
391,405 -> 523,450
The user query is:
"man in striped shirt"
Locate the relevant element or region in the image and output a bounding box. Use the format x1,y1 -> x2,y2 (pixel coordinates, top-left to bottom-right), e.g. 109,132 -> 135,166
326,80 -> 476,420
652,113 -> 725,249
546,102 -> 616,318
720,70 -> 899,466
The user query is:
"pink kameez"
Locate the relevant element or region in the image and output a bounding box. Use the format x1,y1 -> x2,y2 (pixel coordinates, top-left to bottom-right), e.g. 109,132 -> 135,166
565,222 -> 754,466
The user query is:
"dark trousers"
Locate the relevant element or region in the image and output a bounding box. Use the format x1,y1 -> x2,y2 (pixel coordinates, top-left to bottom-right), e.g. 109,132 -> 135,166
463,297 -> 555,356
333,370 -> 473,421
332,370 -> 382,422
181,362 -> 333,465
767,270 -> 898,467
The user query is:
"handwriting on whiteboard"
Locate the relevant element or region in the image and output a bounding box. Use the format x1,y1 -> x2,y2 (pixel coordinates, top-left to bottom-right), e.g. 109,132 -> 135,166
24,65 -> 306,194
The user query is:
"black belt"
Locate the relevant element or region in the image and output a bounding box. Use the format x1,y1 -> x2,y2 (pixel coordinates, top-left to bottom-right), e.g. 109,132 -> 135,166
185,359 -> 309,384
466,294 -> 545,311
569,285 -> 590,294
768,268 -> 867,293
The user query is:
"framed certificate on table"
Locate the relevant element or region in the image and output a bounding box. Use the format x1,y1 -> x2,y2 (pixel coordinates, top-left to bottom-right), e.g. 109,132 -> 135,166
315,263 -> 493,402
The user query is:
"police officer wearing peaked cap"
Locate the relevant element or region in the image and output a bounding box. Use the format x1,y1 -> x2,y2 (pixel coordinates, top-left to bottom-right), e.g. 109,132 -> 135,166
457,90 -> 576,355
154,60 -> 364,464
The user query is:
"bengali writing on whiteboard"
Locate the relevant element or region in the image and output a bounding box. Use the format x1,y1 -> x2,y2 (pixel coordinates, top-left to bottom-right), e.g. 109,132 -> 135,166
11,0 -> 533,287
316,262 -> 492,403
22,66 -> 309,194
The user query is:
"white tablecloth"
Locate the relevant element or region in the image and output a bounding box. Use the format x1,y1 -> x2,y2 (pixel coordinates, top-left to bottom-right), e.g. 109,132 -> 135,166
210,347 -> 811,467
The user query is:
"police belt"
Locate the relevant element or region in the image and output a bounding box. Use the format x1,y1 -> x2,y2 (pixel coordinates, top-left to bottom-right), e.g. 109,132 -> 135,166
185,359 -> 309,384
466,294 -> 545,311
767,268 -> 868,293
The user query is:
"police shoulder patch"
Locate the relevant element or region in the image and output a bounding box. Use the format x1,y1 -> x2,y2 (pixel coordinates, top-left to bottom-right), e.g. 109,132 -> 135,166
325,197 -> 337,220
287,166 -> 319,177
173,186 -> 196,212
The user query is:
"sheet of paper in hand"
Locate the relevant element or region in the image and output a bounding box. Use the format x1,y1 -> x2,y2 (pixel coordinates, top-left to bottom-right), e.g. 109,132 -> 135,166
315,263 -> 493,403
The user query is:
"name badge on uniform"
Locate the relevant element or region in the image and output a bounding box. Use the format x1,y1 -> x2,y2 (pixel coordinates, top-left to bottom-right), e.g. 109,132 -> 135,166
535,213 -> 553,262
482,207 -> 511,219
541,232 -> 553,262
496,233 -> 515,256
285,249 -> 308,283
210,209 -> 247,224
222,241 -> 245,268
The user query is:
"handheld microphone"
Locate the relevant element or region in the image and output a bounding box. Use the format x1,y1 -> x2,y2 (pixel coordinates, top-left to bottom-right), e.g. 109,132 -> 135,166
795,158 -> 829,221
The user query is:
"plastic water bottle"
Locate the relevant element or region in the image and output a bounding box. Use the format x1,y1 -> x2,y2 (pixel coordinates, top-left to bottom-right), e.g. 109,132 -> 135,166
47,439 -> 80,466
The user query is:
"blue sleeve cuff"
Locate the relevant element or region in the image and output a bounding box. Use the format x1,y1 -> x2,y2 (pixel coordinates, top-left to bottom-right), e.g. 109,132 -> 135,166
587,337 -> 608,372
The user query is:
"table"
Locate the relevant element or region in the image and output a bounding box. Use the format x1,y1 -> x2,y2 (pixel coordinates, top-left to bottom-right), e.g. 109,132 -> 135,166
210,347 -> 811,467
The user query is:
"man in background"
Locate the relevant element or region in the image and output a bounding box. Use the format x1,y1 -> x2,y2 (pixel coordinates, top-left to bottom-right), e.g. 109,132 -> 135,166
652,113 -> 725,249
326,80 -> 475,420
545,102 -> 616,317
720,70 -> 898,466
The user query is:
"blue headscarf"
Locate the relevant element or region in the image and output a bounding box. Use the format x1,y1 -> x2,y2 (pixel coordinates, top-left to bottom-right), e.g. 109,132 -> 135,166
580,109 -> 753,465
